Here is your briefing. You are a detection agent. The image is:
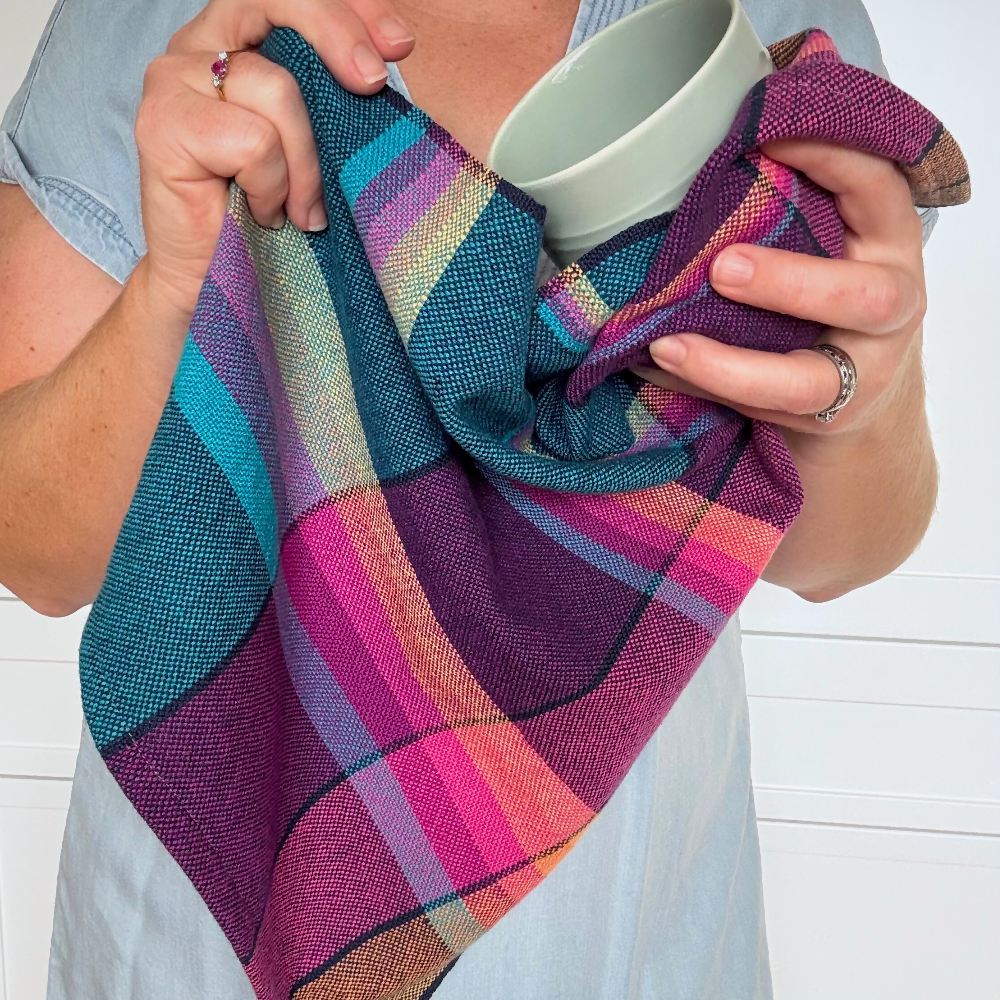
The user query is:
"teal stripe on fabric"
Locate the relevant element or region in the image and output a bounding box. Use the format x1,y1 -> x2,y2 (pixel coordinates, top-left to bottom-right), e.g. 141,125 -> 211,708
80,397 -> 272,749
174,338 -> 279,579
339,113 -> 427,209
538,302 -> 590,354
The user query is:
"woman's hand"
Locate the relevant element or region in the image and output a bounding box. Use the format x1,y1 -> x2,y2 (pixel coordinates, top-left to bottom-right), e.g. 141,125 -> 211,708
0,0 -> 418,613
137,0 -> 416,321
635,139 -> 926,432
634,139 -> 937,600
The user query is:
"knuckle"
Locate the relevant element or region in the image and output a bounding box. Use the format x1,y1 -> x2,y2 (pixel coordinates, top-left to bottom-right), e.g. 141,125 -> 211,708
260,62 -> 302,108
244,118 -> 282,162
863,275 -> 904,329
141,54 -> 173,93
134,95 -> 164,148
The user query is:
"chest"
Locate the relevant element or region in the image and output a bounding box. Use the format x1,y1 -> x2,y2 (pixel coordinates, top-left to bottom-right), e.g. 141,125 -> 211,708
390,0 -> 582,161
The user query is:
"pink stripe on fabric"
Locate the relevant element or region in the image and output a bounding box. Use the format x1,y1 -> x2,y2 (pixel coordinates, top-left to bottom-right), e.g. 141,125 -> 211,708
253,780 -> 421,987
679,536 -> 758,591
281,527 -> 415,750
667,554 -> 742,615
520,485 -> 685,569
385,740 -> 497,890
417,728 -> 532,874
363,146 -> 464,273
297,503 -> 449,735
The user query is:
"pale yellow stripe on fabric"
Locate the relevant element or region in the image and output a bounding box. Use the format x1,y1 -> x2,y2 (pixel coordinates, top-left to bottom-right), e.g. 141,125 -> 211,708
336,487 -> 507,725
625,393 -> 658,442
334,487 -> 594,864
567,268 -> 614,330
235,200 -> 377,495
379,164 -> 496,344
617,172 -> 777,323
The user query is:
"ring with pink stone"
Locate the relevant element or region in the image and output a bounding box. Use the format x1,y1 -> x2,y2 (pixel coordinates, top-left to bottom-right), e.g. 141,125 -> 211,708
211,51 -> 231,102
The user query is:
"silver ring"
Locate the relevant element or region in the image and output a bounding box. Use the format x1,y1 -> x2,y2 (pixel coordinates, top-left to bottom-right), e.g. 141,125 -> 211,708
810,344 -> 858,423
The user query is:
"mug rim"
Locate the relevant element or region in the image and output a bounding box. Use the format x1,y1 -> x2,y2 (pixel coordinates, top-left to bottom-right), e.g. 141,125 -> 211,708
486,0 -> 741,189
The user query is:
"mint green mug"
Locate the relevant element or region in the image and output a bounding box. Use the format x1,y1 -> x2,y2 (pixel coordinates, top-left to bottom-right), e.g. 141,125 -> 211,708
487,0 -> 772,264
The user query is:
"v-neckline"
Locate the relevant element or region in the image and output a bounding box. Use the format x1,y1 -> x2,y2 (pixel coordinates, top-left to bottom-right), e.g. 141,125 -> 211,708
386,0 -> 591,104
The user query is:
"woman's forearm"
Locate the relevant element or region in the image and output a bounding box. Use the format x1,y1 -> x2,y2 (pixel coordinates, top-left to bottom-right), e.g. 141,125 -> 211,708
762,335 -> 937,601
0,259 -> 190,615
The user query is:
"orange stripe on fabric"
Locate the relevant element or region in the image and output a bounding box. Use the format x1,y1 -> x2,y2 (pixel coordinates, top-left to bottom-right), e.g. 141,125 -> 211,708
613,480 -> 710,534
453,722 -> 596,857
691,502 -> 784,572
291,913 -> 451,1000
333,484 -> 595,863
616,171 -> 781,325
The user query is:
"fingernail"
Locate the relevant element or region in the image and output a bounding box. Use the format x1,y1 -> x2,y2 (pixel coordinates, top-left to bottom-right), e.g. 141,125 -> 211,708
713,248 -> 754,286
353,43 -> 388,85
650,335 -> 686,370
268,210 -> 286,230
379,16 -> 415,44
307,201 -> 328,232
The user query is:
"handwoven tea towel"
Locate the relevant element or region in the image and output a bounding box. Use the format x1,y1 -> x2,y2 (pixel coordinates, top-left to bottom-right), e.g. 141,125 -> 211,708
79,28 -> 969,1000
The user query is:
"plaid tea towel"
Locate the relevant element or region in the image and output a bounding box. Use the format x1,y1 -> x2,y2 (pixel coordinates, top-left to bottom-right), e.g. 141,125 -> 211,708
79,28 -> 969,1000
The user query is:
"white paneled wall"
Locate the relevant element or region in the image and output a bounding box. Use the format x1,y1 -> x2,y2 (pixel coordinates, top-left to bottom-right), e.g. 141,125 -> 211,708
1,0 -> 998,998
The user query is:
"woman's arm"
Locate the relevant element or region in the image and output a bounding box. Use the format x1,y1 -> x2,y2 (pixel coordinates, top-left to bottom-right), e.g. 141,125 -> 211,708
636,139 -> 936,602
0,187 -> 188,615
0,0 -> 415,615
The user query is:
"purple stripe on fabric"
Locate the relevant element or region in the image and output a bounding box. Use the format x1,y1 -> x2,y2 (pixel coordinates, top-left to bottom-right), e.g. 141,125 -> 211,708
515,597 -> 710,810
104,599 -> 344,958
518,488 -> 682,573
209,215 -> 327,520
760,64 -> 942,166
362,145 -> 465,274
714,423 -> 802,531
382,458 -> 640,720
247,779 -> 423,995
353,130 -> 444,242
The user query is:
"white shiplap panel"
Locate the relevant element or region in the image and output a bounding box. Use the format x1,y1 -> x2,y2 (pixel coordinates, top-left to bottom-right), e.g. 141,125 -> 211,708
742,634 -> 1000,710
742,575 -> 1000,644
0,603 -> 87,663
759,821 -> 1000,1000
754,786 -> 1000,836
0,661 -> 82,780
0,779 -> 70,1000
748,697 -> 1000,806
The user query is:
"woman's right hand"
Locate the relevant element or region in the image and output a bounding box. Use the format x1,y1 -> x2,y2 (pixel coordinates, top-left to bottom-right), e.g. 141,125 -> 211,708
136,0 -> 415,321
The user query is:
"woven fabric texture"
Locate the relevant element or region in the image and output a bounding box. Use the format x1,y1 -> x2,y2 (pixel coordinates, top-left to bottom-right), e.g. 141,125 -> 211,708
78,28 -> 968,1000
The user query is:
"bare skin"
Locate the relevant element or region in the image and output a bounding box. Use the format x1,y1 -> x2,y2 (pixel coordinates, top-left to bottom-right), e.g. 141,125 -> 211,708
0,0 -> 935,616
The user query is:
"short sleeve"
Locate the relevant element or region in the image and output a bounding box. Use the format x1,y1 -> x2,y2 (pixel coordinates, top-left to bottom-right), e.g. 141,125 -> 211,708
0,0 -> 204,282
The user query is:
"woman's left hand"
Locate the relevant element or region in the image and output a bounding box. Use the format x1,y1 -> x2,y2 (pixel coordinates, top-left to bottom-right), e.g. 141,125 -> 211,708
634,138 -> 927,434
634,138 -> 937,601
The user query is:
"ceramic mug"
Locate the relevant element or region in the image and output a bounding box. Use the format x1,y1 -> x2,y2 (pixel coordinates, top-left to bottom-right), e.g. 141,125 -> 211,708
486,0 -> 773,264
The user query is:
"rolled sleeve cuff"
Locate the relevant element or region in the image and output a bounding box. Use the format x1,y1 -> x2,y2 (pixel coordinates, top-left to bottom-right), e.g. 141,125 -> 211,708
1,130 -> 140,284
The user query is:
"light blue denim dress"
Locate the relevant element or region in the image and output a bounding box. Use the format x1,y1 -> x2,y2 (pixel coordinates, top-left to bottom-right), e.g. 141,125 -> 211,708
1,2 -> 891,997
